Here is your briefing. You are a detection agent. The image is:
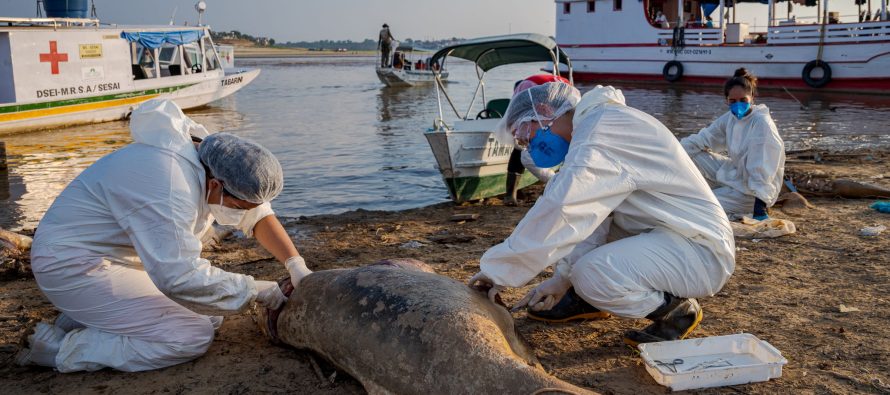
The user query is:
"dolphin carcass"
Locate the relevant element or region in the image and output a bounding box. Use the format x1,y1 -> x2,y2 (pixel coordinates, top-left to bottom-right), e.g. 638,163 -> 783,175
257,258 -> 596,395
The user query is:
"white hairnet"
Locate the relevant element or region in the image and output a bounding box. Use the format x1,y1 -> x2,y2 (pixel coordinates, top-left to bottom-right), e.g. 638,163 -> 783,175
198,133 -> 284,204
494,82 -> 581,145
575,85 -> 626,119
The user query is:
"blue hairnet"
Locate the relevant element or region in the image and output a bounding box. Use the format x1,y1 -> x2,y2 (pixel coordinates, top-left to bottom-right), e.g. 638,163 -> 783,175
198,133 -> 284,204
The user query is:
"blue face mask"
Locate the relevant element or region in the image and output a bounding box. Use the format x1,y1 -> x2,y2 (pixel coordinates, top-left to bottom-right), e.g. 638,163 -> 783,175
729,101 -> 751,120
528,127 -> 570,168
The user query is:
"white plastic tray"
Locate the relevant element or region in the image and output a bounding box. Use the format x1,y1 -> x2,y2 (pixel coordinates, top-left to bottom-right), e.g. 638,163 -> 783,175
638,333 -> 787,391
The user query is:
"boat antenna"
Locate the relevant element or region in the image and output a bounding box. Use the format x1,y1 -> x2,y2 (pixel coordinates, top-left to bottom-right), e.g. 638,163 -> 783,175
169,6 -> 178,25
195,1 -> 207,26
36,0 -> 45,17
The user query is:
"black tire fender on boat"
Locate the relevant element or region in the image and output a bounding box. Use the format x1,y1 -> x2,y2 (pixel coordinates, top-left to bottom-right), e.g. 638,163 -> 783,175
802,60 -> 832,88
663,61 -> 683,82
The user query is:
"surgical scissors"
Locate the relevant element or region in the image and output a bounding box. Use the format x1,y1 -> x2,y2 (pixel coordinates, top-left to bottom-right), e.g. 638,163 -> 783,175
653,358 -> 684,373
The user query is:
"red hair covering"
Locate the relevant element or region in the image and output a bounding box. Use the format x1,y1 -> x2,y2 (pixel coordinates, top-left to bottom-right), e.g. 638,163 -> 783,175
526,74 -> 571,85
513,74 -> 572,96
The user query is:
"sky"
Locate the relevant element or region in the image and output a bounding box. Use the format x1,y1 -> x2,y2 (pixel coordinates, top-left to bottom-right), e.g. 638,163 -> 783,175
1,0 -> 556,42
1,0 -> 877,41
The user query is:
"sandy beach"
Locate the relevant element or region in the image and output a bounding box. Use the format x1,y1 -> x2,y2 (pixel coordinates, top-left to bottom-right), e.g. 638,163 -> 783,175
1,150 -> 889,394
232,46 -> 377,58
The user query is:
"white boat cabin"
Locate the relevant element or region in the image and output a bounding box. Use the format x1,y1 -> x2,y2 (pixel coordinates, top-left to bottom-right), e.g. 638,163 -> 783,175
0,18 -> 225,106
556,0 -> 890,47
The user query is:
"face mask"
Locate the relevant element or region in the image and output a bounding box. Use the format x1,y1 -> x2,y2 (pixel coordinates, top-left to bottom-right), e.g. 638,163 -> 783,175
729,101 -> 751,120
528,127 -> 570,168
209,185 -> 247,226
524,89 -> 570,168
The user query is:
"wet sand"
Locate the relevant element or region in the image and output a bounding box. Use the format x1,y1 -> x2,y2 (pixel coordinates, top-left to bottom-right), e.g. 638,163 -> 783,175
1,150 -> 889,394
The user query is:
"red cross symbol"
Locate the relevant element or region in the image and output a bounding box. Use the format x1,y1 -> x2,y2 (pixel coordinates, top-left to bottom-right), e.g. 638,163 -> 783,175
39,41 -> 68,75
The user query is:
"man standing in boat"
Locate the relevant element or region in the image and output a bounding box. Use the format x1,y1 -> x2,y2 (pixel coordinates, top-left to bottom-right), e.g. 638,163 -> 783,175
378,23 -> 395,68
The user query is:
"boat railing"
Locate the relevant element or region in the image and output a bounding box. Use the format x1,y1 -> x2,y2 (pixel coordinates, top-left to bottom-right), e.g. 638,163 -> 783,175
767,21 -> 890,45
0,17 -> 100,29
656,28 -> 723,46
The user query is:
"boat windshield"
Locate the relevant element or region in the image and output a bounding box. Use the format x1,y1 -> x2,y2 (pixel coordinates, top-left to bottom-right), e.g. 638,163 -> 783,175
131,43 -> 157,79
124,29 -> 220,80
158,43 -> 179,76
183,43 -> 204,73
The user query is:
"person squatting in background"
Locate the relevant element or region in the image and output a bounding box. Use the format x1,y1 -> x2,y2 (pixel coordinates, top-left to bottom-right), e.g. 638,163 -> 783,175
680,68 -> 785,220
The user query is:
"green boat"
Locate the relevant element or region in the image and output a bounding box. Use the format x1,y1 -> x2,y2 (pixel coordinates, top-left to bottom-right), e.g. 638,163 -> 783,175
425,33 -> 573,203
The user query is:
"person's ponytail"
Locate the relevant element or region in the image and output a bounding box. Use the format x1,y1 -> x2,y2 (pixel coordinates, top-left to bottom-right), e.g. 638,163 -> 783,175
724,67 -> 757,97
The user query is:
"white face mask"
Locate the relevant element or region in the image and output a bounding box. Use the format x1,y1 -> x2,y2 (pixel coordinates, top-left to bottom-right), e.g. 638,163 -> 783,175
209,186 -> 247,226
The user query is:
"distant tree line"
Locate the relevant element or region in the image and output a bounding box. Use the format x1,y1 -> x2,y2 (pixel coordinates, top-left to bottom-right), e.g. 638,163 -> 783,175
278,37 -> 464,51
212,30 -> 463,51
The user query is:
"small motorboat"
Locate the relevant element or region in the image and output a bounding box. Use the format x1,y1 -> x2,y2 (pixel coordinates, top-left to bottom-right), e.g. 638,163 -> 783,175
424,33 -> 573,203
376,42 -> 449,87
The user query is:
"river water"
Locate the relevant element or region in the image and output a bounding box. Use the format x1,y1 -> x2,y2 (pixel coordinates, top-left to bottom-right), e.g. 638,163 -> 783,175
2,56 -> 890,231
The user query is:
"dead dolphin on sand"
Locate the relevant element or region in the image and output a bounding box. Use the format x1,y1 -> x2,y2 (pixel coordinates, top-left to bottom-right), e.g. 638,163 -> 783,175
1,228 -> 32,279
0,228 -> 31,256
786,171 -> 890,199
256,258 -> 596,395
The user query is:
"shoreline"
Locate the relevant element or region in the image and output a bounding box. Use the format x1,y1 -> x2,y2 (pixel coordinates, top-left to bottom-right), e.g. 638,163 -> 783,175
232,46 -> 377,59
1,150 -> 889,393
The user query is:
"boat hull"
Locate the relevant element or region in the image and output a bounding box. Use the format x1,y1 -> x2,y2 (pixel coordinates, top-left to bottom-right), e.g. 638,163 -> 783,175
443,171 -> 540,203
376,67 -> 448,87
563,41 -> 890,93
0,69 -> 259,135
424,119 -> 539,203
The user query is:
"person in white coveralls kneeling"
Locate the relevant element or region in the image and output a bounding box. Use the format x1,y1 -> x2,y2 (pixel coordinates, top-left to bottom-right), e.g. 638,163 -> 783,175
468,82 -> 736,346
19,99 -> 312,372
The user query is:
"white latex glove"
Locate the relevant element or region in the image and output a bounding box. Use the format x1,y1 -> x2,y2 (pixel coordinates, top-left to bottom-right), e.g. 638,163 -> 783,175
467,271 -> 504,304
255,280 -> 287,310
514,271 -> 572,312
285,256 -> 312,288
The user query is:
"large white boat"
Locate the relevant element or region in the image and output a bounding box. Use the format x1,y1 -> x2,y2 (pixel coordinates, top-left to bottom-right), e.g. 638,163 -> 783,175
425,33 -> 572,203
0,17 -> 259,135
555,0 -> 890,92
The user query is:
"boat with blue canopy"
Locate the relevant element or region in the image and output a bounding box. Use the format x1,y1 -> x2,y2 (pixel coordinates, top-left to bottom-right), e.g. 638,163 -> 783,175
0,15 -> 258,134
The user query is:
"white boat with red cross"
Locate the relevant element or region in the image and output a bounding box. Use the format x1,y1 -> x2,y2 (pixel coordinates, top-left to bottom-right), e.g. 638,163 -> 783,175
0,16 -> 258,135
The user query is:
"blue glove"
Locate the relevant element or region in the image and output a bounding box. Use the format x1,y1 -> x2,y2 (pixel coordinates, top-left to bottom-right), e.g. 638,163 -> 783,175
752,198 -> 768,221
871,201 -> 890,213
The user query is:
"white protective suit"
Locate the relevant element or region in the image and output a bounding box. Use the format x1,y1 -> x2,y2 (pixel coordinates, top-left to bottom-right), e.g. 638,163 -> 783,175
30,102 -> 275,372
480,86 -> 736,318
520,149 -> 556,183
680,104 -> 785,215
